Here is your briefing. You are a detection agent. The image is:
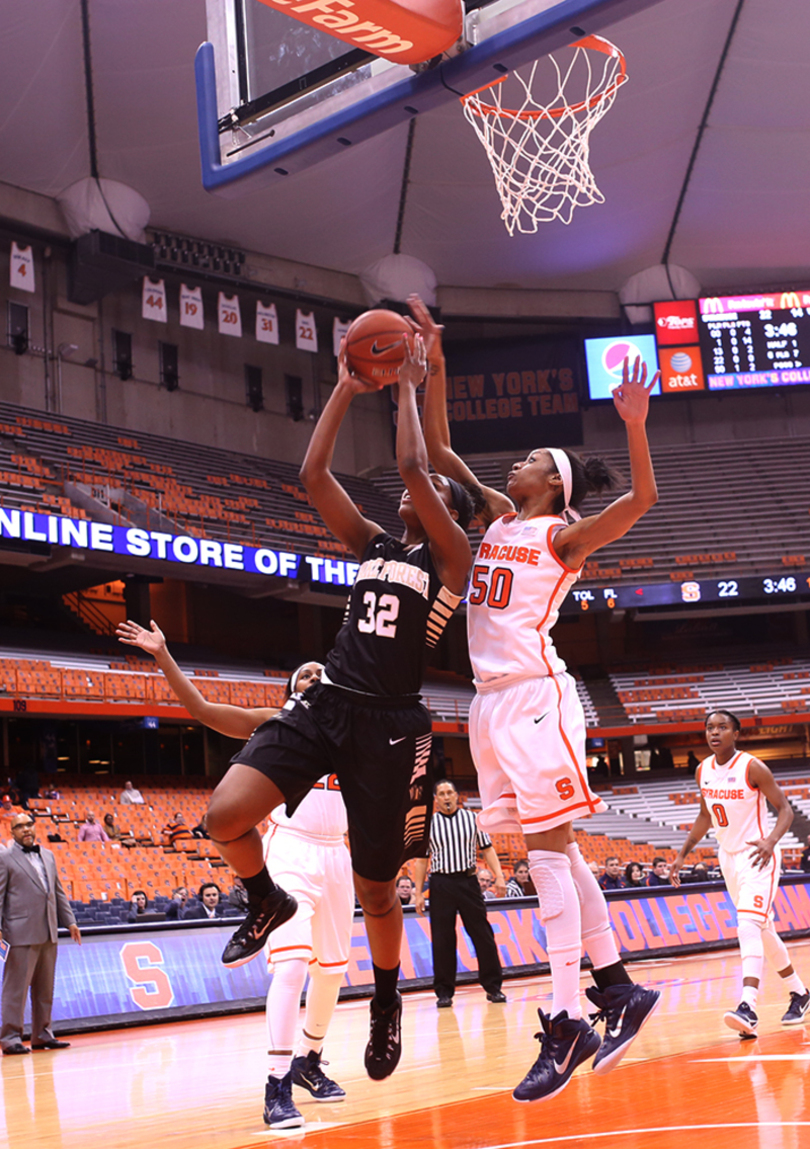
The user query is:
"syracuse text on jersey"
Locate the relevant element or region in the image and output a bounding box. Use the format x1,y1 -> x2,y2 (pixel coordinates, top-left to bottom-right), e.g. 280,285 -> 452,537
356,556 -> 430,599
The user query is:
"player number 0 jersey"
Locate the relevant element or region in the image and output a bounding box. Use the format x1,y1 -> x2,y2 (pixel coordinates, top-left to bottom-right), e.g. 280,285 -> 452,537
698,751 -> 770,854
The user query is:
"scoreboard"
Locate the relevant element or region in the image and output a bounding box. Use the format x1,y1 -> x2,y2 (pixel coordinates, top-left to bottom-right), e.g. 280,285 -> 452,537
650,290 -> 810,394
560,570 -> 810,615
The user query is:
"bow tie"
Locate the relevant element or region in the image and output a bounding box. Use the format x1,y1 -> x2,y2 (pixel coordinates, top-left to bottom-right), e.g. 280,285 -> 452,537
22,844 -> 41,854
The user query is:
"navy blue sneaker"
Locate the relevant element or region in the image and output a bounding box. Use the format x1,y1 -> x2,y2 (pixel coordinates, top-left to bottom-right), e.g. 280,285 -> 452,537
782,990 -> 810,1026
291,1050 -> 346,1100
364,992 -> 402,1081
587,983 -> 661,1074
512,1010 -> 601,1103
724,1001 -> 758,1037
263,1072 -> 304,1129
221,887 -> 297,968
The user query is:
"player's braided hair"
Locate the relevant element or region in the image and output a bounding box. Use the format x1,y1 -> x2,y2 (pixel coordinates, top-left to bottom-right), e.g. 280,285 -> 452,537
551,449 -> 624,516
705,708 -> 741,732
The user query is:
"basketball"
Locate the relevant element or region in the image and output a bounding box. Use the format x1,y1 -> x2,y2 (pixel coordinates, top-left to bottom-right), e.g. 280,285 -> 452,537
344,309 -> 412,386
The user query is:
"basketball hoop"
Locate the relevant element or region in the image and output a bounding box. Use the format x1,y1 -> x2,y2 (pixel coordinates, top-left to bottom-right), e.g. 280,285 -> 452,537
460,35 -> 628,235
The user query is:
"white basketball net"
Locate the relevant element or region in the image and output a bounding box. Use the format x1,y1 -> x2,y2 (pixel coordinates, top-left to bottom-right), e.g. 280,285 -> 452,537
461,36 -> 627,235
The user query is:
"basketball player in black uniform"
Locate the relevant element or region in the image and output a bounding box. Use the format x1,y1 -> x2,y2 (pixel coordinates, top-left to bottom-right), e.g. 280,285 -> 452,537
205,335 -> 473,1080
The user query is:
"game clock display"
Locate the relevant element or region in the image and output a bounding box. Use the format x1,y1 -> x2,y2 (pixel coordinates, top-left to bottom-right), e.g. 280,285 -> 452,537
652,291 -> 810,394
561,570 -> 810,614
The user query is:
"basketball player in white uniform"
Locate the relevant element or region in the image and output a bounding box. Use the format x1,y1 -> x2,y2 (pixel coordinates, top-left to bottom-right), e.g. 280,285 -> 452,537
411,295 -> 661,1102
116,622 -> 354,1128
670,709 -> 809,1036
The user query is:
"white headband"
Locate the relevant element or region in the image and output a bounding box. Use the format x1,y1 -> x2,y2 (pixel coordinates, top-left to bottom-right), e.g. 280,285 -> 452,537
546,448 -> 581,522
289,661 -> 324,694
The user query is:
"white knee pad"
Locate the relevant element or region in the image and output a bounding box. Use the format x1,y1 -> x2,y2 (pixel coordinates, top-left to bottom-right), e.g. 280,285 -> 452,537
737,916 -> 765,983
528,851 -> 571,922
762,920 -> 791,972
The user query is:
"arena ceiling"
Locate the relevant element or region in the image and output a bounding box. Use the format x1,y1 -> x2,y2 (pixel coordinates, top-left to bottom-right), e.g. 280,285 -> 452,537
1,0 -> 808,296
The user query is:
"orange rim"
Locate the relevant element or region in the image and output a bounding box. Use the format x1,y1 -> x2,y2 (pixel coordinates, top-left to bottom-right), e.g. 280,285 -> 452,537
460,35 -> 627,122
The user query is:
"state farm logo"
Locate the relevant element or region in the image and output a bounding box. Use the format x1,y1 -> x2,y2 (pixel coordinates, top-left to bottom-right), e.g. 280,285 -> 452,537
657,314 -> 695,331
653,300 -> 699,346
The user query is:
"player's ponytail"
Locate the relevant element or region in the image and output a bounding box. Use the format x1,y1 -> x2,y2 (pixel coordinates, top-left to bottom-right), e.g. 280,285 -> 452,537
560,450 -> 624,515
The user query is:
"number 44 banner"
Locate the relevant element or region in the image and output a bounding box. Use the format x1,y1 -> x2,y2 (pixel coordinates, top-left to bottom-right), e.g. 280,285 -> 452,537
142,278 -> 167,322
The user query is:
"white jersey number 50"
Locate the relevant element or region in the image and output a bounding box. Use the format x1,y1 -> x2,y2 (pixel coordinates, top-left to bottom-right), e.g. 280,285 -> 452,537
357,591 -> 400,638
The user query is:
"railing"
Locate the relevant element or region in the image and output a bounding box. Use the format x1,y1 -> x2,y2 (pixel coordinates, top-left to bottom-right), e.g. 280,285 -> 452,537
62,592 -> 118,636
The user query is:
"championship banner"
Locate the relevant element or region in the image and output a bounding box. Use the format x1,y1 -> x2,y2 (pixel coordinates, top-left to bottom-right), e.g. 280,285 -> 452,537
256,301 -> 279,345
9,242 -> 35,293
218,293 -> 242,337
413,336 -> 583,454
142,278 -> 167,323
45,877 -> 810,1032
180,284 -> 204,330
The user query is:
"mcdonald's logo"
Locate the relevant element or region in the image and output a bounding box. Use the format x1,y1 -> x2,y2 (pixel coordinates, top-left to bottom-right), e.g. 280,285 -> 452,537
779,292 -> 801,310
702,297 -> 724,315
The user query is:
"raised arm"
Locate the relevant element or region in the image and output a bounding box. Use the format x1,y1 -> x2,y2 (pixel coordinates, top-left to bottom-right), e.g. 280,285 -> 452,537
555,356 -> 659,570
116,620 -> 274,741
299,352 -> 384,560
409,294 -> 513,527
747,759 -> 794,870
397,337 -> 471,595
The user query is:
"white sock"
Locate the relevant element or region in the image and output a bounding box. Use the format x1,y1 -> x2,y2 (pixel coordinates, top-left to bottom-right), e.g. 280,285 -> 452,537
566,841 -> 622,972
266,958 -> 308,1078
528,849 -> 582,1020
741,984 -> 758,1009
296,965 -> 344,1059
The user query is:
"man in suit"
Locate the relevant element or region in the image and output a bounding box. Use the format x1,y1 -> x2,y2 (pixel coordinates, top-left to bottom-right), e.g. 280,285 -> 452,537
0,813 -> 81,1054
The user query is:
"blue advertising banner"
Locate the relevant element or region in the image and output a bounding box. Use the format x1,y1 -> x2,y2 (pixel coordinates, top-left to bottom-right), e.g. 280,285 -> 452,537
31,876 -> 810,1031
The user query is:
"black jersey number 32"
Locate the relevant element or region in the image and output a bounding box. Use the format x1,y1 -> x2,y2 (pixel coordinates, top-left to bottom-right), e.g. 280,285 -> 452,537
357,591 -> 400,638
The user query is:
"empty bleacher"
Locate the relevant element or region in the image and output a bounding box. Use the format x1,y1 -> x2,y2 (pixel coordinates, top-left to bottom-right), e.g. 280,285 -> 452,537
372,435 -> 810,584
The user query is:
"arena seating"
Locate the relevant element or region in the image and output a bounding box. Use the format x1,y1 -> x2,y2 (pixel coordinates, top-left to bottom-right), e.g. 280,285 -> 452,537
0,401 -> 401,558
611,657 -> 810,723
372,435 -> 810,583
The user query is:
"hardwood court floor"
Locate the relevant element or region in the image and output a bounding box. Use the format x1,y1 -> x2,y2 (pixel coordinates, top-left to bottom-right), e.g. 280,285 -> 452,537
4,942 -> 810,1149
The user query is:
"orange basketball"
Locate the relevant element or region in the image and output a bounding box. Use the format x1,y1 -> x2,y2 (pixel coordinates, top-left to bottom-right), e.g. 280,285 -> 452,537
345,309 -> 412,386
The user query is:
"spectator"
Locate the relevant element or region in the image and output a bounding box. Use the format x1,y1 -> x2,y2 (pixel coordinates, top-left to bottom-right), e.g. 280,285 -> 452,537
1,795 -> 18,814
165,887 -> 189,920
396,876 -> 415,906
183,883 -> 225,920
227,876 -> 248,912
624,862 -> 645,888
477,867 -> 497,900
127,890 -> 149,923
587,860 -> 601,879
43,787 -> 61,800
799,835 -> 810,874
686,862 -> 710,883
647,857 -> 669,887
599,856 -> 625,891
687,751 -> 700,775
0,813 -> 80,1053
191,819 -> 210,839
120,781 -> 145,806
506,859 -> 536,898
78,813 -> 109,843
162,812 -> 194,847
102,813 -> 136,847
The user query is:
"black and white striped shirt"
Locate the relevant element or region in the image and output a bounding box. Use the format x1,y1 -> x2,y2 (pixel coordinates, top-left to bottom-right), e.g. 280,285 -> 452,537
429,807 -> 491,874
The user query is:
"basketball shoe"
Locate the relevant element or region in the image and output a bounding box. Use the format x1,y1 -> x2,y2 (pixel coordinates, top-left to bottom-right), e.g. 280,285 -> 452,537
512,1010 -> 601,1103
781,990 -> 810,1025
291,1050 -> 346,1100
221,887 -> 297,968
724,1001 -> 758,1037
586,984 -> 661,1074
364,992 -> 402,1081
263,1072 -> 304,1129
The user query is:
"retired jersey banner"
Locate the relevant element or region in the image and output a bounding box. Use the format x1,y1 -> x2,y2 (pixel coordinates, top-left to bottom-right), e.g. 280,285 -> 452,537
439,336 -> 583,454
180,284 -> 204,330
256,301 -> 279,345
218,293 -> 242,337
142,278 -> 167,323
10,242 -> 35,293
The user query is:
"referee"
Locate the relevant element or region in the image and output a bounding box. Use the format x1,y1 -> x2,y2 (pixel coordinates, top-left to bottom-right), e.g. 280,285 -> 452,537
413,780 -> 507,1008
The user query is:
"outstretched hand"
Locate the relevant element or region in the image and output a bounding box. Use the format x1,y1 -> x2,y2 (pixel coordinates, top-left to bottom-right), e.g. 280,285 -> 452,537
612,356 -> 659,424
337,341 -> 386,395
406,294 -> 444,360
116,619 -> 167,658
398,333 -> 427,390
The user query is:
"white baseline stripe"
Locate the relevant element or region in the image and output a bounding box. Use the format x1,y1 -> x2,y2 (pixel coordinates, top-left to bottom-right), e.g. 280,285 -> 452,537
479,1124 -> 810,1149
